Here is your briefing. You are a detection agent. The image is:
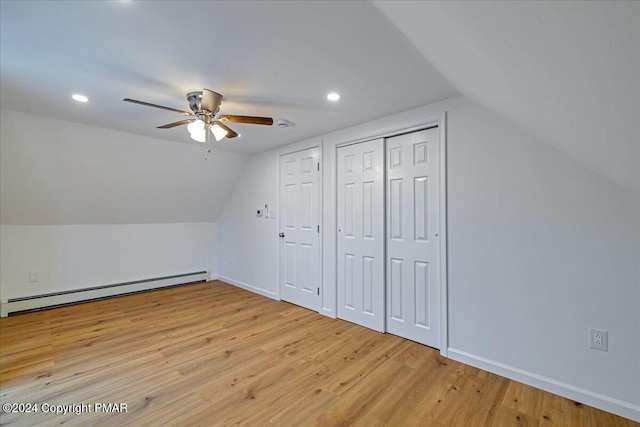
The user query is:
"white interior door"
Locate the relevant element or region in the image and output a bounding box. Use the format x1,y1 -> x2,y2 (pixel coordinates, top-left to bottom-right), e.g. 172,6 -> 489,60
336,139 -> 385,332
279,147 -> 320,311
386,127 -> 440,348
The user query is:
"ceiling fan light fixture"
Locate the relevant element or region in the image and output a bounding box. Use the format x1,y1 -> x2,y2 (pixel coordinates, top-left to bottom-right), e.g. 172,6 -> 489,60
187,120 -> 206,142
211,123 -> 229,142
187,119 -> 204,134
189,129 -> 206,143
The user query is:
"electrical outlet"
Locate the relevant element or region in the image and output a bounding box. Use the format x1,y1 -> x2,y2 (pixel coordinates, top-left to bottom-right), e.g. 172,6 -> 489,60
29,272 -> 39,283
589,328 -> 608,351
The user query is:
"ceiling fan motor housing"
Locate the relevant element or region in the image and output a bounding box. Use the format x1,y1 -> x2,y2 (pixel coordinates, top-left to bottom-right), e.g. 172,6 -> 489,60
187,89 -> 223,116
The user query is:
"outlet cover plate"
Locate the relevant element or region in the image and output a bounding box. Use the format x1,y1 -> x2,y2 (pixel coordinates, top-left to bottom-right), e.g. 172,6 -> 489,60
589,328 -> 608,351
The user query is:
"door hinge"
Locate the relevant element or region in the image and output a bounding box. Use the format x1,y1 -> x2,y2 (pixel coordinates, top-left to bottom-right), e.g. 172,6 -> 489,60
317,287 -> 320,295
317,162 -> 320,171
317,225 -> 320,233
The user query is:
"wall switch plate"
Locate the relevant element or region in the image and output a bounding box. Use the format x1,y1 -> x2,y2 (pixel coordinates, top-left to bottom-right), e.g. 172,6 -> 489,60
29,272 -> 39,283
589,328 -> 608,351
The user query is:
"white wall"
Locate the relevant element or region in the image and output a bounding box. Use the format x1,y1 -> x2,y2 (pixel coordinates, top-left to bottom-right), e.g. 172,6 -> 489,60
443,98 -> 640,420
217,150 -> 279,297
0,110 -> 248,224
217,96 -> 640,420
1,110 -> 247,301
0,223 -> 217,300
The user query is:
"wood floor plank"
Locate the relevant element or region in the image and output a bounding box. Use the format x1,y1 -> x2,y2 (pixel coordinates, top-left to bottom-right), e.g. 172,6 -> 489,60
0,281 -> 636,426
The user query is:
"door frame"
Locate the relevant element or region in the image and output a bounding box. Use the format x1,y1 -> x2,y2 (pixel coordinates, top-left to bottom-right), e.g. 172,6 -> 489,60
331,112 -> 449,356
277,144 -> 323,308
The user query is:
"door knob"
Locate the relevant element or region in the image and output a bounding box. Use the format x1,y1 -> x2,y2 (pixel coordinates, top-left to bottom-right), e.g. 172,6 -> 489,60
279,232 -> 285,238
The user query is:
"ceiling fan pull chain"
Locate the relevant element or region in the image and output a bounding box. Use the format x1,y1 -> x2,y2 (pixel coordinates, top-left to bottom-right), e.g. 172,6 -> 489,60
204,127 -> 212,160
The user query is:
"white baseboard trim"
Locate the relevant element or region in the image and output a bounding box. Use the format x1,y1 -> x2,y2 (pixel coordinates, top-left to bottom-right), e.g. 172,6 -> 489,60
216,276 -> 279,301
321,307 -> 337,318
448,348 -> 640,422
1,271 -> 208,317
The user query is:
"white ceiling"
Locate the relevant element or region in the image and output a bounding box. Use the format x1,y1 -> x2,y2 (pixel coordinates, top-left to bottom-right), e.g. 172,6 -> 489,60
0,0 -> 457,154
2,1 -> 637,196
374,1 -> 640,197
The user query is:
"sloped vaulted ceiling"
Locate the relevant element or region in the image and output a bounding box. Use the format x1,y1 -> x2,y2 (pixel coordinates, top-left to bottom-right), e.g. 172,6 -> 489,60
0,1 -> 456,155
0,1 -> 457,225
1,1 -> 637,226
373,1 -> 640,197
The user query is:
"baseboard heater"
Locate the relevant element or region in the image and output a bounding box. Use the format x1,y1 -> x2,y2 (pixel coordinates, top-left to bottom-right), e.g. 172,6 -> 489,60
1,271 -> 208,317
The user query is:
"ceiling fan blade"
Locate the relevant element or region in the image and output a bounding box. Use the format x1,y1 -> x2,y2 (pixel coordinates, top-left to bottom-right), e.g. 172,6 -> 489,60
219,115 -> 274,126
157,119 -> 194,129
201,89 -> 223,115
214,121 -> 239,139
123,98 -> 192,116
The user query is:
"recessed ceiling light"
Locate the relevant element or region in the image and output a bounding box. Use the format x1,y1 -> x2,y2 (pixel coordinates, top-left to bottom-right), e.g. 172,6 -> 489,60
72,94 -> 89,103
327,92 -> 340,102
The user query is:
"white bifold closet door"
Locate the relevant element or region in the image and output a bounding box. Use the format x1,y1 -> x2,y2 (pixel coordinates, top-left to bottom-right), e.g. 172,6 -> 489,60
336,139 -> 385,332
386,127 -> 440,348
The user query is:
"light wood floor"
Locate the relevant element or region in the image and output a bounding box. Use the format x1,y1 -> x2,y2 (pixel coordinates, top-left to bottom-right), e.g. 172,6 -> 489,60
0,281 -> 636,427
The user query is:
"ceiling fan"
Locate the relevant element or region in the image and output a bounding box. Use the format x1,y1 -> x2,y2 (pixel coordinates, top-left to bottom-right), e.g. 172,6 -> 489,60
123,89 -> 273,146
